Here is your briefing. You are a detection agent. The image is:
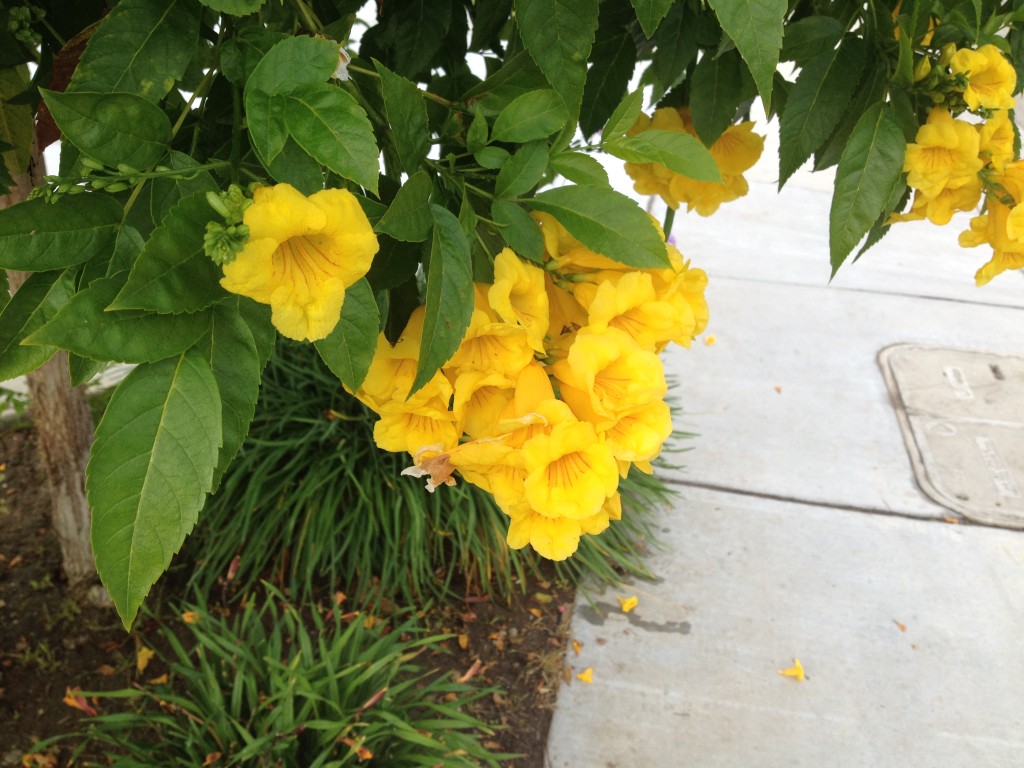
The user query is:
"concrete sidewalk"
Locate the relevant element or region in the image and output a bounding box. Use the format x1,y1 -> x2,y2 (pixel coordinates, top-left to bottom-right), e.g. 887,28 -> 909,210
546,166 -> 1024,766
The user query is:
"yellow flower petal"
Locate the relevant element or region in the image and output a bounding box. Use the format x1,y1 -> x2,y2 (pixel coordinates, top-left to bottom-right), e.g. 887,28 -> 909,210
576,667 -> 594,683
617,595 -> 638,613
777,658 -> 806,681
136,646 -> 156,674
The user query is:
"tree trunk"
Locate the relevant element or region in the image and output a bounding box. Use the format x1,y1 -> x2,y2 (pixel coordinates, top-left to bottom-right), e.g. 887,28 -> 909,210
2,145 -> 98,588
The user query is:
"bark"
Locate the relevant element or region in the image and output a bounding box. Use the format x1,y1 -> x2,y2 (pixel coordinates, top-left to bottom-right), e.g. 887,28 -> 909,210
3,145 -> 98,588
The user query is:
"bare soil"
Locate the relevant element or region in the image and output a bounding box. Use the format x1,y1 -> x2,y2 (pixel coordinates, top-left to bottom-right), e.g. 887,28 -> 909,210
0,426 -> 571,766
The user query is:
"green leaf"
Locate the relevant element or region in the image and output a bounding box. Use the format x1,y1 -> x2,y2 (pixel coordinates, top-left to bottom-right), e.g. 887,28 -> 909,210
245,34 -> 340,95
315,278 -> 379,391
109,225 -> 147,277
515,0 -> 599,115
411,206 -> 473,395
197,301 -> 261,491
360,0 -> 452,79
779,37 -> 868,188
605,131 -> 721,181
780,16 -> 843,62
813,61 -> 887,172
491,89 -> 569,143
496,141 -> 548,199
198,0 -> 266,14
0,194 -> 123,271
580,24 -> 638,137
527,185 -> 668,268
376,170 -> 434,243
471,0 -> 514,49
69,0 -> 201,103
0,67 -> 33,178
0,270 -> 75,381
283,84 -> 379,194
492,199 -> 544,263
111,192 -> 227,314
602,89 -> 645,143
550,151 -> 610,186
263,137 -> 323,195
829,103 -> 906,275
690,49 -> 747,146
69,354 -> 106,387
88,351 -> 221,628
631,0 -> 674,37
707,0 -> 786,112
41,90 -> 171,170
854,180 -> 909,263
474,146 -> 510,169
373,60 -> 430,175
466,107 -> 489,153
651,3 -> 699,90
27,277 -> 211,363
220,26 -> 285,85
149,150 -> 218,224
238,298 -> 275,369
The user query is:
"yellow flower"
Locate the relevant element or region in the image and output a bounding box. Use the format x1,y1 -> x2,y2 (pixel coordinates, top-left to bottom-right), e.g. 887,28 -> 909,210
520,420 -> 619,521
649,245 -> 709,347
221,184 -> 379,341
506,510 -> 584,560
451,370 -> 516,439
624,108 -> 763,216
444,308 -> 535,377
354,309 -> 425,412
601,399 -> 673,474
488,248 -> 550,352
372,373 -> 458,456
959,161 -> 1024,285
889,182 -> 982,226
552,327 -> 667,430
978,111 -> 1015,171
950,44 -> 1016,111
580,271 -> 692,352
903,108 -> 983,200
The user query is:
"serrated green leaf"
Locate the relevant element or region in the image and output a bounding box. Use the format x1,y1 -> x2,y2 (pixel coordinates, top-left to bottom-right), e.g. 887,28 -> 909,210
411,206 -> 473,395
651,3 -> 699,90
238,298 -> 275,369
198,301 -> 261,491
707,0 -> 786,112
496,141 -> 548,199
602,89 -> 645,143
198,0 -> 265,14
779,37 -> 867,188
780,15 -> 843,62
491,89 -> 569,143
69,354 -> 106,387
41,90 -> 171,171
243,88 -> 288,167
813,62 -> 887,172
471,0 -> 514,49
220,26 -> 285,85
492,199 -> 544,263
373,60 -> 429,176
109,225 -> 147,277
69,0 -> 201,103
516,0 -> 599,115
527,185 -> 668,268
88,351 -> 221,628
284,84 -> 379,194
0,67 -> 32,178
630,0 -> 674,37
245,35 -> 339,95
605,131 -> 721,181
830,103 -> 906,275
360,0 -> 452,79
27,276 -> 211,363
580,24 -> 638,137
690,49 -> 747,146
315,278 -> 379,391
854,179 -> 909,264
111,192 -> 226,314
376,170 -> 434,242
550,151 -> 610,186
0,270 -> 75,381
149,150 -> 218,224
264,137 -> 323,195
0,194 -> 123,271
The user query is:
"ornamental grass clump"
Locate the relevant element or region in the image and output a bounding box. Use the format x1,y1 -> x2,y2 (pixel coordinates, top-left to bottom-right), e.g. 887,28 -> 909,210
47,587 -> 507,767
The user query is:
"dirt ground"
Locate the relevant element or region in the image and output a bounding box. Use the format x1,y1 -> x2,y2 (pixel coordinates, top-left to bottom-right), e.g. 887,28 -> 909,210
0,427 -> 574,766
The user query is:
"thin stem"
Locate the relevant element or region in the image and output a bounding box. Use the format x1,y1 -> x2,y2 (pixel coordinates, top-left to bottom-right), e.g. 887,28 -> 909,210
662,207 -> 676,239
348,63 -> 464,111
290,0 -> 323,33
172,68 -> 218,138
231,84 -> 242,185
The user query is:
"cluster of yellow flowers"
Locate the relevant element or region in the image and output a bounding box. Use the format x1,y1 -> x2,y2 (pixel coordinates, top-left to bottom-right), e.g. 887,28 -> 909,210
894,44 -> 1022,285
624,107 -> 765,216
353,215 -> 708,560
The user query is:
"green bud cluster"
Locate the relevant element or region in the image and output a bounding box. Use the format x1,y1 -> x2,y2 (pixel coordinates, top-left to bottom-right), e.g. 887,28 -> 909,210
203,185 -> 254,265
6,4 -> 44,46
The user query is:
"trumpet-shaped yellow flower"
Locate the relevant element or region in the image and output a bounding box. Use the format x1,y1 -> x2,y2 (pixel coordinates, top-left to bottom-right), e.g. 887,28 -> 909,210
959,161 -> 1024,285
451,370 -> 516,439
552,327 -> 667,429
506,510 -> 584,560
488,248 -> 550,352
903,108 -> 983,200
889,182 -> 982,226
372,373 -> 458,456
950,44 -> 1017,111
354,309 -> 425,412
602,399 -> 673,474
444,310 -> 535,377
979,111 -> 1015,171
521,420 -> 619,520
221,184 -> 379,341
580,271 -> 692,352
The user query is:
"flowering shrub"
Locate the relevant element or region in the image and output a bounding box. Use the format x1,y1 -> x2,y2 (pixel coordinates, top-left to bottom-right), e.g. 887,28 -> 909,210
1,0 -> 1023,627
